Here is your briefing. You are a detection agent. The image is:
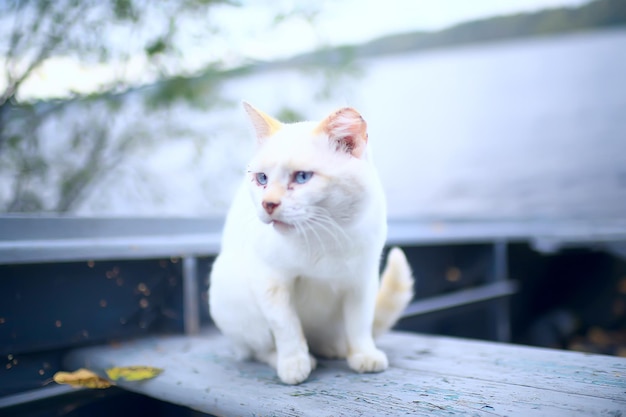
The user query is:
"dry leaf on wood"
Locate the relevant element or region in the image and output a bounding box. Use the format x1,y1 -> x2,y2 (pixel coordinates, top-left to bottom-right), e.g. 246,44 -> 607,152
105,366 -> 163,382
53,368 -> 112,389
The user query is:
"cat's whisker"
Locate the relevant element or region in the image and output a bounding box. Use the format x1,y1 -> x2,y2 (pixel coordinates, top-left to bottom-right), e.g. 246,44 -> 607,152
300,218 -> 326,252
301,216 -> 342,250
294,221 -> 312,257
305,207 -> 349,247
313,213 -> 348,241
304,217 -> 336,246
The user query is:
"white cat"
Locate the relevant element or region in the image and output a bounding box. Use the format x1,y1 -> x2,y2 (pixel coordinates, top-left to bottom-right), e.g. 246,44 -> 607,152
209,102 -> 414,385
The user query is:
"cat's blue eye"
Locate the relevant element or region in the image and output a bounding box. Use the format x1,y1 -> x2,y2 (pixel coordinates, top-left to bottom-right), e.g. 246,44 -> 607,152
293,171 -> 313,184
255,172 -> 268,185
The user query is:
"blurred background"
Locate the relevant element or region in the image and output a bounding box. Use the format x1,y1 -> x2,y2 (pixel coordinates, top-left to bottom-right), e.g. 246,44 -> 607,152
2,0 -> 625,219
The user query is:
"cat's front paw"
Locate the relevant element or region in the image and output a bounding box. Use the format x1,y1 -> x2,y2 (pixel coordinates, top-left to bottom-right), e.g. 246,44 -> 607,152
348,348 -> 388,373
277,353 -> 316,385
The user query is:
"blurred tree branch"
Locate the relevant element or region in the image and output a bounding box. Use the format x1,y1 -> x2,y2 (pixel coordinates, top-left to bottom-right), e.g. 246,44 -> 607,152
0,0 -> 238,212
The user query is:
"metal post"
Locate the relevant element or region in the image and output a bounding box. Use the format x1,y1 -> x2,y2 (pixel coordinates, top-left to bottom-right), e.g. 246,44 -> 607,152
182,256 -> 200,335
492,240 -> 511,342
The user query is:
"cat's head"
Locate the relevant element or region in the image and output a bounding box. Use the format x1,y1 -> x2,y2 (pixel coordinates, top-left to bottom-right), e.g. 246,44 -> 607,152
243,102 -> 375,236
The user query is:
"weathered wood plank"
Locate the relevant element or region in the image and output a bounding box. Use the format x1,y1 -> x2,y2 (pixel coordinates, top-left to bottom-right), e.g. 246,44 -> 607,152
63,330 -> 626,417
386,334 -> 626,401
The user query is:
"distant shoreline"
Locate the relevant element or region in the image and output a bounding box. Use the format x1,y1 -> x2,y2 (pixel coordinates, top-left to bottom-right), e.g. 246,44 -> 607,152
265,0 -> 626,68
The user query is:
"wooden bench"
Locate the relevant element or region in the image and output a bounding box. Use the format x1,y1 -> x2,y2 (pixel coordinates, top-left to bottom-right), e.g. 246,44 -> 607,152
64,329 -> 626,416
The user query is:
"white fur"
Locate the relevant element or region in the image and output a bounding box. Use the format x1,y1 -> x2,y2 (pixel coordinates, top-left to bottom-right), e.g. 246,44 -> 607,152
209,105 -> 413,385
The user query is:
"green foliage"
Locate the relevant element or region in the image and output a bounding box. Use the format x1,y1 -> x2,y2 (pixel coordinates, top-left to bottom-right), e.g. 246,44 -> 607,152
112,0 -> 138,21
145,38 -> 168,57
276,107 -> 306,124
0,0 -> 242,213
146,74 -> 220,110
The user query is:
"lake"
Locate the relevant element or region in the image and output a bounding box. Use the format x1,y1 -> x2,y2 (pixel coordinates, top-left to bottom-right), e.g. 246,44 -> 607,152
76,28 -> 626,220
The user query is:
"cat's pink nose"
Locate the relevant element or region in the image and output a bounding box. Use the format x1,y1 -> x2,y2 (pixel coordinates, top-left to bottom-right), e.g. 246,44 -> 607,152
262,200 -> 280,215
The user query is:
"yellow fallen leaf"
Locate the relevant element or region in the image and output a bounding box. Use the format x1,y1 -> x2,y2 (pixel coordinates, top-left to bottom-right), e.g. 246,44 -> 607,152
105,366 -> 163,382
53,368 -> 112,389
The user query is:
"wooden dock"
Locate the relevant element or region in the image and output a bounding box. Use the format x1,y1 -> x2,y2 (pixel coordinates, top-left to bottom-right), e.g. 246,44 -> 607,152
64,329 -> 626,417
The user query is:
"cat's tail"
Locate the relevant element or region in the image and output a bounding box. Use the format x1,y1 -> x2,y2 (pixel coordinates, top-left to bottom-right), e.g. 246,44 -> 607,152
373,247 -> 414,338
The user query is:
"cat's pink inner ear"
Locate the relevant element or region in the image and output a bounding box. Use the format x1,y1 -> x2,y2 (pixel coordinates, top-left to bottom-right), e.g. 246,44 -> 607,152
242,101 -> 283,142
316,107 -> 368,158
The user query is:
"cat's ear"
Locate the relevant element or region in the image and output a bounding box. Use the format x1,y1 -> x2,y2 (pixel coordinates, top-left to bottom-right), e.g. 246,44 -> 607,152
242,101 -> 283,142
315,107 -> 368,158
